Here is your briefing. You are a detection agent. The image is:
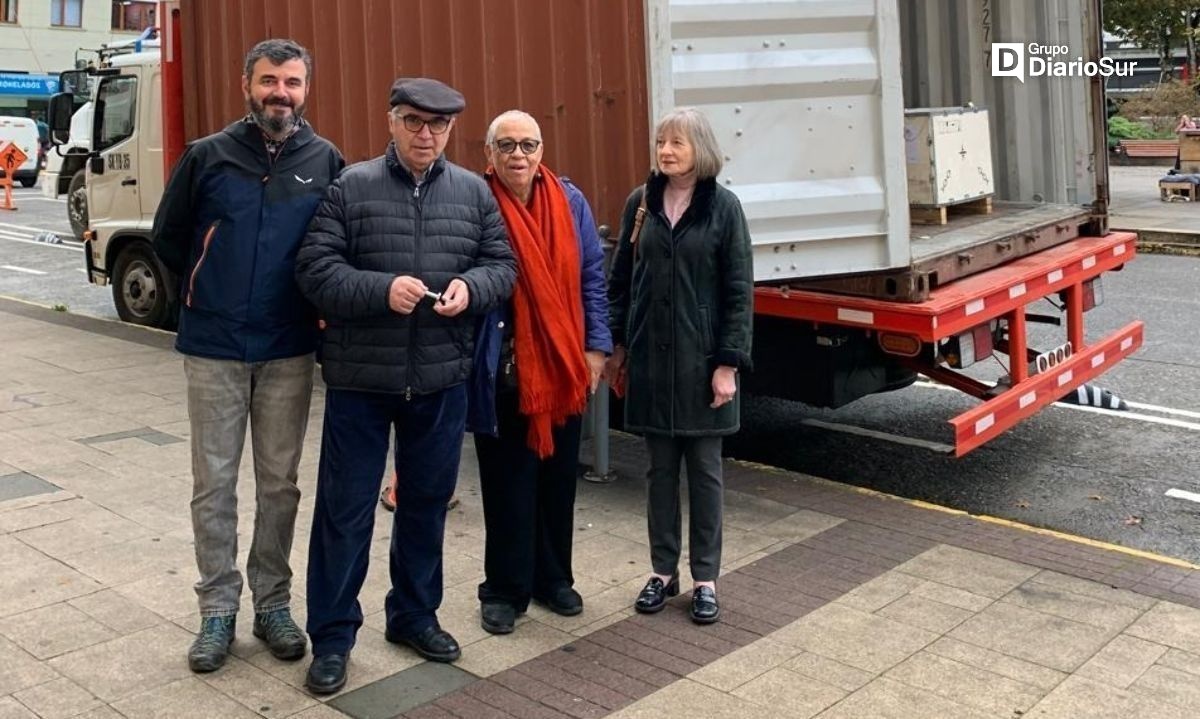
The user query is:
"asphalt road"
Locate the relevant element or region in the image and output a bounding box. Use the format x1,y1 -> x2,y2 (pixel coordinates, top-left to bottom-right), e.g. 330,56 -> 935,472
0,184 -> 116,321
727,251 -> 1200,564
2,185 -> 1198,563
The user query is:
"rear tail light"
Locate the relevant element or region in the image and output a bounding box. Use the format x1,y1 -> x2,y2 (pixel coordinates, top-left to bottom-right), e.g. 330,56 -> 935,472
878,332 -> 922,357
940,323 -> 994,369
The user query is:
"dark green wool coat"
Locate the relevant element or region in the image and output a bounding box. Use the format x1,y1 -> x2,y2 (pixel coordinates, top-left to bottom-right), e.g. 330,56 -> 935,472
607,172 -> 754,436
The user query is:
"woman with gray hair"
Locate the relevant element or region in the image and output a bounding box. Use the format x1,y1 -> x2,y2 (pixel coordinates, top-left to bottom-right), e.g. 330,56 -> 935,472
605,107 -> 753,624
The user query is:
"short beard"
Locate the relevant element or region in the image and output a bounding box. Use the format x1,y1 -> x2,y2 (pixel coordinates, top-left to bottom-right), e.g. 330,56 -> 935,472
248,96 -> 303,135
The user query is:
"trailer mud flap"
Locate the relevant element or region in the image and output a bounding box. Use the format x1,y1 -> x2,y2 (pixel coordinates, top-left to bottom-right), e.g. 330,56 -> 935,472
949,321 -> 1144,456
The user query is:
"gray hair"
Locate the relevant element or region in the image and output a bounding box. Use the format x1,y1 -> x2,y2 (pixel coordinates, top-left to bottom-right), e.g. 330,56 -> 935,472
485,110 -> 541,146
653,107 -> 723,180
243,38 -> 312,82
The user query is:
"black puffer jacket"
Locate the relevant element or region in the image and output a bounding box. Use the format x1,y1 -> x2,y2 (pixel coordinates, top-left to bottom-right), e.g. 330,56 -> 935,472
295,144 -> 516,395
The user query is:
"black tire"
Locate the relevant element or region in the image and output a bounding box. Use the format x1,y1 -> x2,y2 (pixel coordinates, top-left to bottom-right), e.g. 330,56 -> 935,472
112,242 -> 172,328
19,177 -> 35,188
67,169 -> 88,241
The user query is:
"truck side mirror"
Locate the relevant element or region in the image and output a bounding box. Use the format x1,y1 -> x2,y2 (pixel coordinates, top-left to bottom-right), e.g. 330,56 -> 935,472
90,155 -> 105,176
48,93 -> 74,145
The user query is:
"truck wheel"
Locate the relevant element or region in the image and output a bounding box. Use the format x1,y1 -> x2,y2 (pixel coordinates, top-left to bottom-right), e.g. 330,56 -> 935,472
67,170 -> 88,241
19,177 -> 35,188
112,242 -> 171,328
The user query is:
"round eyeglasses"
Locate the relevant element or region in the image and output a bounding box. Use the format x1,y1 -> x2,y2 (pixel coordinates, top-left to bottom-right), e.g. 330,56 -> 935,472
494,138 -> 541,155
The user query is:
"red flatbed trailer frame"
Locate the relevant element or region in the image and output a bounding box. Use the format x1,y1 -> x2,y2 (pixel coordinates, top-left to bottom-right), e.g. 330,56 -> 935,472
754,232 -> 1145,456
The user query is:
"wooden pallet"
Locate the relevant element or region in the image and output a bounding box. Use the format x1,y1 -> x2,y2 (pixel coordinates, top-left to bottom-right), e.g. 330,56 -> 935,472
1160,180 -> 1197,202
910,196 -> 993,226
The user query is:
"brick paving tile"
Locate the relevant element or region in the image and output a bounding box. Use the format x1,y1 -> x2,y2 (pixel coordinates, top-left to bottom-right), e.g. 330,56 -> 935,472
402,705 -> 459,719
569,639 -> 679,688
553,653 -> 659,699
491,669 -> 559,702
717,608 -> 788,637
585,628 -> 700,677
462,680 -> 571,719
625,611 -> 757,655
513,660 -> 629,711
607,621 -> 716,667
719,572 -> 823,613
434,692 -> 516,719
536,688 -> 609,719
645,615 -> 749,657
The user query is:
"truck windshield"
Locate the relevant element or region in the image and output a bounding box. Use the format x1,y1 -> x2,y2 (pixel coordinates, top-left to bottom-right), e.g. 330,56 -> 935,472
94,76 -> 137,152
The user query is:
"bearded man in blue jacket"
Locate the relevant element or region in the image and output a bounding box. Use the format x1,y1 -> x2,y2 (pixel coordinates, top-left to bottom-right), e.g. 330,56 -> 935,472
151,38 -> 344,675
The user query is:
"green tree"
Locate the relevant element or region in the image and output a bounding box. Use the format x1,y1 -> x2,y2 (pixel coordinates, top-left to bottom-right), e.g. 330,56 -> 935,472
1105,0 -> 1200,81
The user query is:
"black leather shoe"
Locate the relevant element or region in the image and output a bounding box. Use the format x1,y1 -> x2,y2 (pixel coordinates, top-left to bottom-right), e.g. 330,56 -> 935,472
634,575 -> 679,614
386,624 -> 461,662
533,586 -> 583,617
480,601 -> 516,634
690,586 -> 720,624
305,653 -> 348,695
253,608 -> 306,660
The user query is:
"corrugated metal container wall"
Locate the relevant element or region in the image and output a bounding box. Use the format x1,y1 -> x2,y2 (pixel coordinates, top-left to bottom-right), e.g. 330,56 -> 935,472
178,0 -> 650,229
644,0 -> 911,281
899,0 -> 1105,208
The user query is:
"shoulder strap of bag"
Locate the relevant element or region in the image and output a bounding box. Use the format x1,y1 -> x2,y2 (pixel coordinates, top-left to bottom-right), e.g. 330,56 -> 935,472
629,185 -> 648,246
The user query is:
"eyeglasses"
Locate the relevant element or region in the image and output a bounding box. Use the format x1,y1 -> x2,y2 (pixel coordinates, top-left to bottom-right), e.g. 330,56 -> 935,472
394,113 -> 452,135
494,138 -> 541,155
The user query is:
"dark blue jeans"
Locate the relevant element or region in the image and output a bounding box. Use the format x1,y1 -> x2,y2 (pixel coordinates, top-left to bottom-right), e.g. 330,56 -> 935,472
306,384 -> 466,656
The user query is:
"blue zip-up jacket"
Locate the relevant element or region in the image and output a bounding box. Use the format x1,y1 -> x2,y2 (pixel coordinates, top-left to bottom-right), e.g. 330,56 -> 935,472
152,120 -> 344,361
467,176 -> 612,435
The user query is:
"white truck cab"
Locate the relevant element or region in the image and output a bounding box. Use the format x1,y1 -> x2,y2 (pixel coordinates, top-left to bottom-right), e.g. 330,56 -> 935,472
48,42 -> 169,326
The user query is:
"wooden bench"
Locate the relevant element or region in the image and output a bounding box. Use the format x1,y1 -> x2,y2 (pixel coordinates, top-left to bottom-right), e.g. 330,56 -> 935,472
1118,139 -> 1178,158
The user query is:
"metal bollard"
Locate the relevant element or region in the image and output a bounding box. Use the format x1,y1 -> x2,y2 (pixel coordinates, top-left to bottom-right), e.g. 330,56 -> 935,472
582,224 -> 617,483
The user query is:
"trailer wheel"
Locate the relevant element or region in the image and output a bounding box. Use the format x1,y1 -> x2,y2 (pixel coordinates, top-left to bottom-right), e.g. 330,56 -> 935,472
67,170 -> 88,241
112,242 -> 171,328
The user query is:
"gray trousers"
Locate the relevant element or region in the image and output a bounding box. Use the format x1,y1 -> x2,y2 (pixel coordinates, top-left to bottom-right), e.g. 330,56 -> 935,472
645,435 -> 724,582
185,353 -> 314,617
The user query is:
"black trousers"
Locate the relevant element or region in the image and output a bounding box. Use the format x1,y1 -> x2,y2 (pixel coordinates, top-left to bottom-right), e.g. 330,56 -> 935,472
306,385 -> 465,655
645,435 -> 724,582
475,389 -> 582,611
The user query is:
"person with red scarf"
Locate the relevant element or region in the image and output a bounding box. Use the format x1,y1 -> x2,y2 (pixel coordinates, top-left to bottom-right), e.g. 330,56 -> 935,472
473,110 -> 612,635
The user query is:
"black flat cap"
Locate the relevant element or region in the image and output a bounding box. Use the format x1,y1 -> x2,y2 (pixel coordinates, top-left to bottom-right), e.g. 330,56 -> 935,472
389,77 -> 465,115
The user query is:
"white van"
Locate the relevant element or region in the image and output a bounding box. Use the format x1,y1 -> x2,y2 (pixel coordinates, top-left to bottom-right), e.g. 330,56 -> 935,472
0,116 -> 41,187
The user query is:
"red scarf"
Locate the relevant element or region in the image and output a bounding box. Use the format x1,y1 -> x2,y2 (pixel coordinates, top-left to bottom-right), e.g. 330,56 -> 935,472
487,166 -> 589,458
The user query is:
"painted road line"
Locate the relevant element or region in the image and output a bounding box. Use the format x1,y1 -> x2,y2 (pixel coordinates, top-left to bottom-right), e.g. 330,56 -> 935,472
0,265 -> 48,275
1166,488 -> 1200,504
800,418 -> 955,453
0,234 -> 82,252
913,380 -> 1200,427
0,221 -> 75,235
1125,401 -> 1200,420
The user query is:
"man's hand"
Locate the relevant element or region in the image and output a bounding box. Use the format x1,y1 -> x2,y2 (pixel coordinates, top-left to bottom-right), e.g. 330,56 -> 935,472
433,278 -> 470,317
710,365 -> 737,409
603,346 -> 626,387
584,350 -> 606,394
388,275 -> 428,315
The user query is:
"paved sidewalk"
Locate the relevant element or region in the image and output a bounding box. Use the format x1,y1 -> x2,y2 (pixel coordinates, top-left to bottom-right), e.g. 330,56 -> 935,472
4,297 -> 1200,719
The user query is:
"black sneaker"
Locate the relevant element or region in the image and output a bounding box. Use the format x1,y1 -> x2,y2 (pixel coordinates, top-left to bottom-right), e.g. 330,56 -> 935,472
533,586 -> 583,616
188,615 -> 236,673
253,608 -> 307,661
480,601 -> 516,634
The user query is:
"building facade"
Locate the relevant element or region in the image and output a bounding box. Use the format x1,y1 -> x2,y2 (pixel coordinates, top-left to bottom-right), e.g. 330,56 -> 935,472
0,0 -> 155,114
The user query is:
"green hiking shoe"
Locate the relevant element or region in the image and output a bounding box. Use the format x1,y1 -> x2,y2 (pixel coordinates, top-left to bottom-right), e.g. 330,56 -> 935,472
253,608 -> 306,661
188,615 -> 236,673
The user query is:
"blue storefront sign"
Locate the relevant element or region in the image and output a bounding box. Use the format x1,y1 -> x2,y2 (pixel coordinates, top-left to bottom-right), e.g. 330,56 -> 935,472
0,73 -> 60,97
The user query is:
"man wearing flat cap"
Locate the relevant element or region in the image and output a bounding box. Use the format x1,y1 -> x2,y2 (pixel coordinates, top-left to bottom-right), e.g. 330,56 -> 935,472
296,77 -> 516,694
